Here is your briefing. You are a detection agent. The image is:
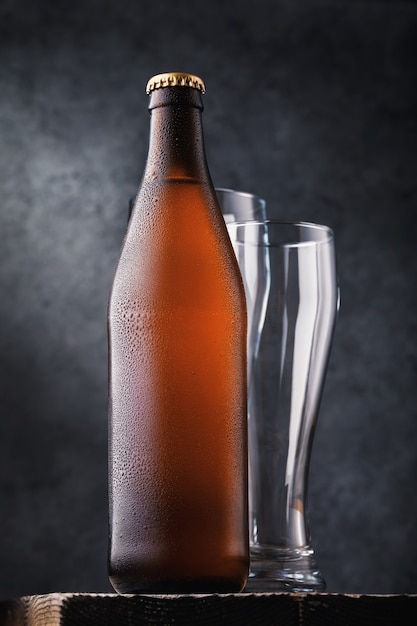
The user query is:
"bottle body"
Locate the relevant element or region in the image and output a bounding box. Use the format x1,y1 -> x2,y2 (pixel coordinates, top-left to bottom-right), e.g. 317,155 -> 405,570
108,77 -> 248,593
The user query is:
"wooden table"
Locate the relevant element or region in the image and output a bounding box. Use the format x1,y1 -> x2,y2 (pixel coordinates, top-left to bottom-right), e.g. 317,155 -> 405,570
0,592 -> 416,625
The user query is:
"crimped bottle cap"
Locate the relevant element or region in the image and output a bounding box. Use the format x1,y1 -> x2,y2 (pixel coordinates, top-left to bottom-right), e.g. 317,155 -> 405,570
146,72 -> 205,95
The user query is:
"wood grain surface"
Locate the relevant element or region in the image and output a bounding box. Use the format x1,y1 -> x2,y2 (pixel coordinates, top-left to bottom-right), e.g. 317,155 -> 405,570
0,592 -> 416,625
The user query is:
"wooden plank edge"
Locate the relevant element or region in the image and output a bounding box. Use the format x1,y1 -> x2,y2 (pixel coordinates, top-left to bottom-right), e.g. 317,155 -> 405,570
0,592 -> 416,626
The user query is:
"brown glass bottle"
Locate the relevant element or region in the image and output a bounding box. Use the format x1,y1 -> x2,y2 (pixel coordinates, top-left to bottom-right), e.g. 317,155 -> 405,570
108,73 -> 249,593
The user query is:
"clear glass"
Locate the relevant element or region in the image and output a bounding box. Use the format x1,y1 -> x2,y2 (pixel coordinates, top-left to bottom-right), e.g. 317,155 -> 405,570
215,188 -> 266,223
226,220 -> 338,592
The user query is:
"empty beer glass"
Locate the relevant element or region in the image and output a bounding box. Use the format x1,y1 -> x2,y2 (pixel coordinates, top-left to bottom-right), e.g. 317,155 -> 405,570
226,219 -> 338,592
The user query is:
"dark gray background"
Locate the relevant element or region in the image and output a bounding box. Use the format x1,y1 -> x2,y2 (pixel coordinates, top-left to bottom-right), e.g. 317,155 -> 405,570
0,0 -> 416,599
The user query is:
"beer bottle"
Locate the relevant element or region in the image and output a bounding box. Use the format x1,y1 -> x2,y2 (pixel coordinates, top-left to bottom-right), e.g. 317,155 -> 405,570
108,72 -> 249,593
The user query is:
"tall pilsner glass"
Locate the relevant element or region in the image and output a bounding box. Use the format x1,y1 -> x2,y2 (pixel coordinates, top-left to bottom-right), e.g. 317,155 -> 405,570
226,220 -> 338,592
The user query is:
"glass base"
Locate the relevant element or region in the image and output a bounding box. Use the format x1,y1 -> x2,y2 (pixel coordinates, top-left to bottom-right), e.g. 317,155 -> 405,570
243,545 -> 326,593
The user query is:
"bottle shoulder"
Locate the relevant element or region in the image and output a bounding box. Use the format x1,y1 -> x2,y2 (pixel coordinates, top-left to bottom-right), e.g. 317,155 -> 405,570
128,179 -> 230,246
110,182 -> 246,314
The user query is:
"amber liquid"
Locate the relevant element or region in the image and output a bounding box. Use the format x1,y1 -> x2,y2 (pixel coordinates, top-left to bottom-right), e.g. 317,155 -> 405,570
108,180 -> 248,593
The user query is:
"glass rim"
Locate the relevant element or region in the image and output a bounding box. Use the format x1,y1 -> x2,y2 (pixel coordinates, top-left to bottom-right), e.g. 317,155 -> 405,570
227,219 -> 335,247
215,187 -> 265,203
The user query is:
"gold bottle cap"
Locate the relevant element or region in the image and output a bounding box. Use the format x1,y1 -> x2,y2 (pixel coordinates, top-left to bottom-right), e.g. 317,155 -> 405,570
146,72 -> 206,95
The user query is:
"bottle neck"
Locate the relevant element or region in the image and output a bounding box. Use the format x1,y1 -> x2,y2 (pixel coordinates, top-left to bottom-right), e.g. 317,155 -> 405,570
144,87 -> 210,182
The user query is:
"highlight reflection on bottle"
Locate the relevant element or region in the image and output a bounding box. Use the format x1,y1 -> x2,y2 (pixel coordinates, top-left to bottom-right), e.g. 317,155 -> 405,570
108,73 -> 249,593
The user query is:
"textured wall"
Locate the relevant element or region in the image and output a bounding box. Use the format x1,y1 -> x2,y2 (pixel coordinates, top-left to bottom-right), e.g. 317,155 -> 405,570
0,0 -> 416,599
